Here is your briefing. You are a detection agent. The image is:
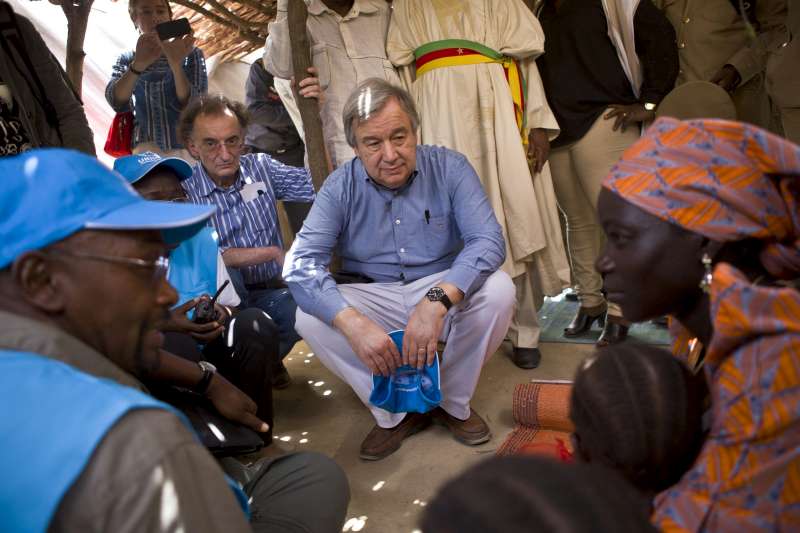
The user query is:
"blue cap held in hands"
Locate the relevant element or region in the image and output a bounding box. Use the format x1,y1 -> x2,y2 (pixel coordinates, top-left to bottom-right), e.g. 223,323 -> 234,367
370,329 -> 442,414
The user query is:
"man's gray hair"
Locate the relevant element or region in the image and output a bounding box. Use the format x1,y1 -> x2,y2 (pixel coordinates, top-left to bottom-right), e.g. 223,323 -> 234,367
342,78 -> 420,147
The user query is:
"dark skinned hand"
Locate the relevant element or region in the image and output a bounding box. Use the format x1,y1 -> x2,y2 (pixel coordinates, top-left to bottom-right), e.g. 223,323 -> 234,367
604,104 -> 655,132
710,64 -> 742,93
527,128 -> 550,174
161,297 -> 225,343
206,373 -> 269,433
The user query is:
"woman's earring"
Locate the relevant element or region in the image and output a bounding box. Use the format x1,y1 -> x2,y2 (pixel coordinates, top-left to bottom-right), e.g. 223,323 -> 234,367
699,253 -> 713,293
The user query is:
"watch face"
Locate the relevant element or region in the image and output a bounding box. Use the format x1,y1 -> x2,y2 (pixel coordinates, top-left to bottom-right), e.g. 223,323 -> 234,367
198,361 -> 216,373
427,287 -> 445,301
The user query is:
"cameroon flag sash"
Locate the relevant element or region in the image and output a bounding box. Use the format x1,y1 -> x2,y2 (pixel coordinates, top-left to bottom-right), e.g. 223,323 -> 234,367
414,39 -> 527,143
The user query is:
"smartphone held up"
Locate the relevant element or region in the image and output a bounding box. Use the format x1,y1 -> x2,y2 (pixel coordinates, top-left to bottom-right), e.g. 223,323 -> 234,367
156,17 -> 191,41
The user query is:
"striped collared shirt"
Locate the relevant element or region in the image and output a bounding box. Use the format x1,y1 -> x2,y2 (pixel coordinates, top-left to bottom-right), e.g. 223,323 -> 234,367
182,153 -> 314,285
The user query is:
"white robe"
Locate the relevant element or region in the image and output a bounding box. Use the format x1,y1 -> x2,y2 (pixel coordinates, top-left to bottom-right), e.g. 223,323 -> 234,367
387,0 -> 570,297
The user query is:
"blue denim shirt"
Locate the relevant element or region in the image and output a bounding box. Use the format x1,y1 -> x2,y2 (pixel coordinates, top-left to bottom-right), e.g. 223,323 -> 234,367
283,145 -> 506,325
105,48 -> 207,152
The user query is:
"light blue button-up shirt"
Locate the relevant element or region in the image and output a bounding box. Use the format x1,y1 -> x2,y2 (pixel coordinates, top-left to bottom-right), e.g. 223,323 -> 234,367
283,145 -> 505,325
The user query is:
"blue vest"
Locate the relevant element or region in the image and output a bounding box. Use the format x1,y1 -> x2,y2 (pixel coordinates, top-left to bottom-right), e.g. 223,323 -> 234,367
0,350 -> 248,532
168,225 -> 219,308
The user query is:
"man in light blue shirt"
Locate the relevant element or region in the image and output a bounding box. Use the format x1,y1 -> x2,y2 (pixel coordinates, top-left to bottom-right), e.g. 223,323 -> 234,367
284,79 -> 515,461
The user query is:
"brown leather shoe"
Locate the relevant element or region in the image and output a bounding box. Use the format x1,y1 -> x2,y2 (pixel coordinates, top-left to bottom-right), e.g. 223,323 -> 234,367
359,412 -> 431,461
432,407 -> 491,445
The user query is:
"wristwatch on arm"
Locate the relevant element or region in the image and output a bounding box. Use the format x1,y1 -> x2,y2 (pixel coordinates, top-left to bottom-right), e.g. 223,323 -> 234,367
193,361 -> 217,395
425,286 -> 453,311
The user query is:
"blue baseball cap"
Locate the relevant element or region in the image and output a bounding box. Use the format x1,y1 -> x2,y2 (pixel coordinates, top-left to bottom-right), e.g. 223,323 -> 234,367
0,149 -> 215,268
113,152 -> 193,184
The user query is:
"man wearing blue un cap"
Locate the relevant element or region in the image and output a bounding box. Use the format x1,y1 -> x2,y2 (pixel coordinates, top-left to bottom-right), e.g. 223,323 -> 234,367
0,149 -> 349,533
115,151 -> 289,446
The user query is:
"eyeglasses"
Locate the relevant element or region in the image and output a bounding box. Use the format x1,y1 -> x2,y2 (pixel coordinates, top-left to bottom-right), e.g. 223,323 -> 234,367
199,137 -> 243,155
47,249 -> 170,284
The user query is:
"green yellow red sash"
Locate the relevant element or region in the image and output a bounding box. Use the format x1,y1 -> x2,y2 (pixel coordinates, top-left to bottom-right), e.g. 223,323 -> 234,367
414,39 -> 527,144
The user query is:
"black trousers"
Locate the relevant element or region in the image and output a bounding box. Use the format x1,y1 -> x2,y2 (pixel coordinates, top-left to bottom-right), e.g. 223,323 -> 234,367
161,308 -> 280,444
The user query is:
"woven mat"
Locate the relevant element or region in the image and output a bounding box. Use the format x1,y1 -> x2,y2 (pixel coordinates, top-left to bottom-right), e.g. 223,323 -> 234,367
497,382 -> 575,459
538,297 -> 671,345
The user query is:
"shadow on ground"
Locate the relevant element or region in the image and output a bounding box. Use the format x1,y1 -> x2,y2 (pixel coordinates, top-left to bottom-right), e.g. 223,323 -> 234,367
256,340 -> 593,533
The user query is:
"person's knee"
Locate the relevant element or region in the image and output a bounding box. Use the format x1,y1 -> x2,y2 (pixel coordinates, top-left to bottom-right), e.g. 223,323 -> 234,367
250,452 -> 350,531
478,271 -> 516,314
231,308 -> 280,344
234,308 -> 280,338
294,452 -> 350,502
294,308 -> 325,341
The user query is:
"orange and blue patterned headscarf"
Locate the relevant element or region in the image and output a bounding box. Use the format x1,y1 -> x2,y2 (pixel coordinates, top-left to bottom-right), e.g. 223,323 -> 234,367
603,117 -> 800,279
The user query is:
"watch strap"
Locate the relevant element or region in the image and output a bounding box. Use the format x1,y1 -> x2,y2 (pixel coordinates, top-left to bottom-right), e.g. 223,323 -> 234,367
439,292 -> 453,310
193,367 -> 214,395
129,64 -> 143,76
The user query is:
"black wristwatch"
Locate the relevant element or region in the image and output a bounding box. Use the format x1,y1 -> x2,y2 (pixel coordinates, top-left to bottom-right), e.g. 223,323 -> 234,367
193,361 -> 217,395
425,286 -> 453,311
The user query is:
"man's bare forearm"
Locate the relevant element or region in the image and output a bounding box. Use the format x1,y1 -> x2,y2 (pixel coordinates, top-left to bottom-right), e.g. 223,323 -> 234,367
222,246 -> 283,268
149,349 -> 204,389
332,306 -> 361,337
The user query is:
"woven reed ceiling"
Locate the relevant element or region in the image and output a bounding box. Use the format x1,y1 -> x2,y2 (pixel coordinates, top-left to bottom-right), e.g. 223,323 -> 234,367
168,0 -> 276,62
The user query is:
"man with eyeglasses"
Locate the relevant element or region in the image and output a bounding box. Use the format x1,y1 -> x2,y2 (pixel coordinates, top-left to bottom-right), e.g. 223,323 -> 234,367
179,87 -> 320,385
0,149 -> 349,532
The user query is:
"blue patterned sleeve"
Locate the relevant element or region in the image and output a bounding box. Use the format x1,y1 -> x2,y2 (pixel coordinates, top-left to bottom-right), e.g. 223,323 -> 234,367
105,52 -> 134,113
263,154 -> 315,203
186,47 -> 208,99
167,47 -> 207,113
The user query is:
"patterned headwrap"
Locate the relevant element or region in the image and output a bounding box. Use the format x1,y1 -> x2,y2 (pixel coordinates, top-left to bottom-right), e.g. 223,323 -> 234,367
603,117 -> 800,279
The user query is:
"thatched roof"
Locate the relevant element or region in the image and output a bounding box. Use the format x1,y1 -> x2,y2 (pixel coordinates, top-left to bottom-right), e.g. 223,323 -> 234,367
171,0 -> 277,62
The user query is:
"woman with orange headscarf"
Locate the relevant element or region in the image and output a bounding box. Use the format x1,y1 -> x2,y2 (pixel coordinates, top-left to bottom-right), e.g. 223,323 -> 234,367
596,117 -> 800,532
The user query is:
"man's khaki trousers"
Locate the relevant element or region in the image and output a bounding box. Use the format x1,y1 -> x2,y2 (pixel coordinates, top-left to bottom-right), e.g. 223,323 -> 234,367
295,270 -> 515,428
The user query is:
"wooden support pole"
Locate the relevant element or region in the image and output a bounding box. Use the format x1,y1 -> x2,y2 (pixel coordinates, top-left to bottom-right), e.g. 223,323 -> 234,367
288,0 -> 330,191
60,0 -> 93,98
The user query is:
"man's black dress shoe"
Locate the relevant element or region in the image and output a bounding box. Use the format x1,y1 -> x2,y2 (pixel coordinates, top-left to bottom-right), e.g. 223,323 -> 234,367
564,307 -> 606,337
511,347 -> 541,369
596,320 -> 629,346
